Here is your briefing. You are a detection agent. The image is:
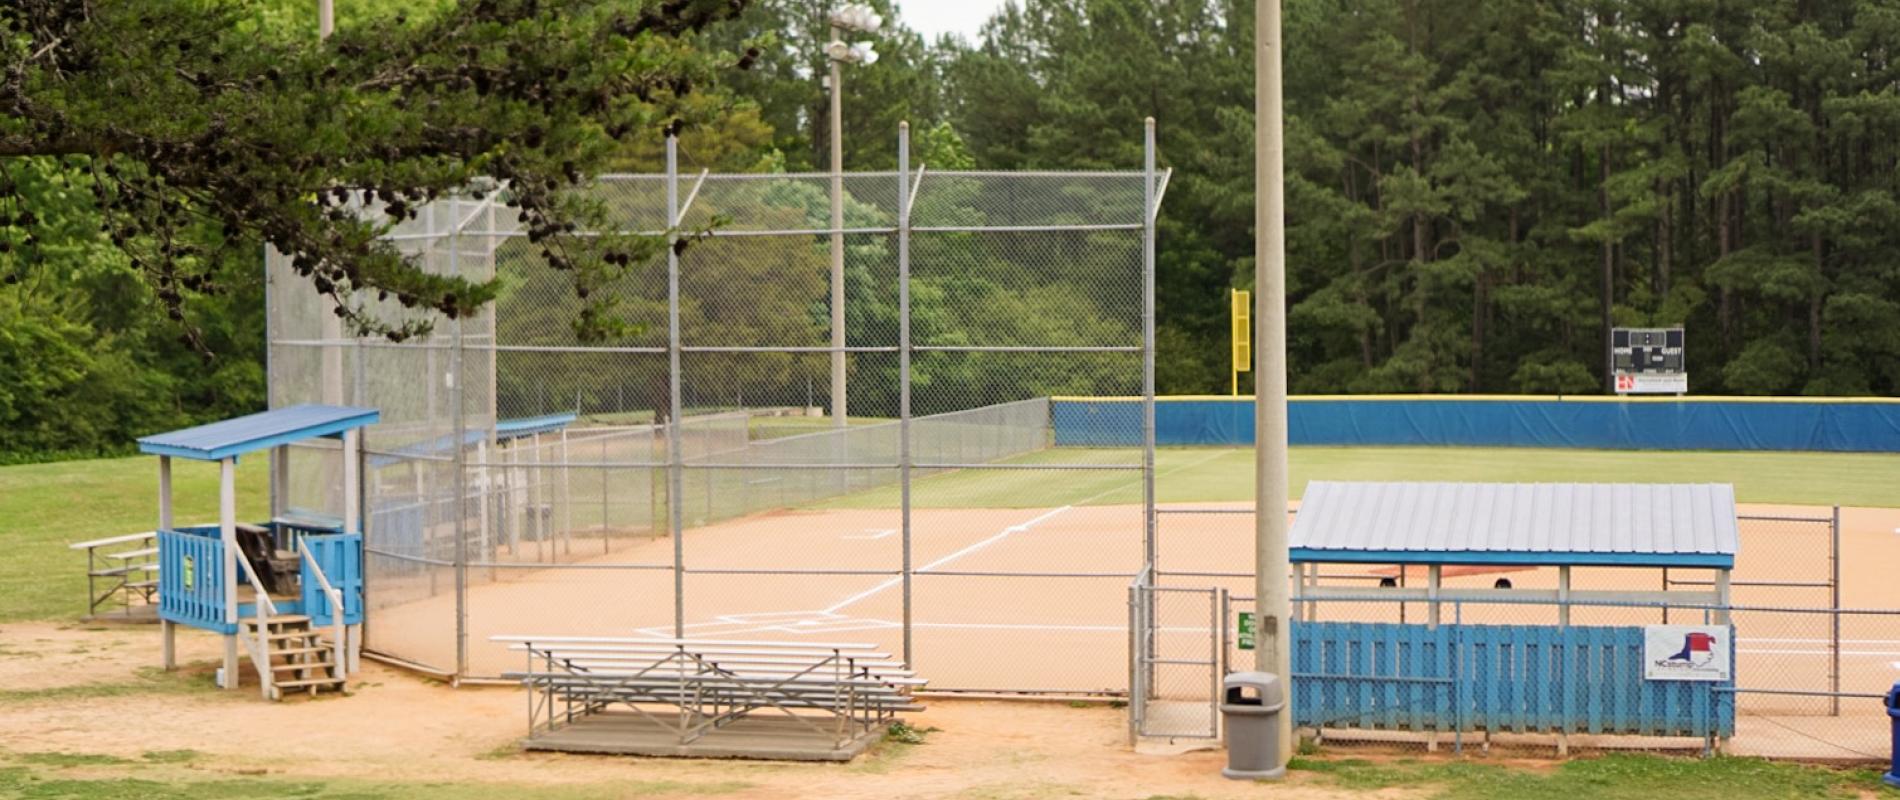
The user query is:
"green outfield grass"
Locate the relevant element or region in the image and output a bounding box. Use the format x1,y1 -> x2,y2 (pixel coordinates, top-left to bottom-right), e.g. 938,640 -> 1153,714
818,445 -> 1900,509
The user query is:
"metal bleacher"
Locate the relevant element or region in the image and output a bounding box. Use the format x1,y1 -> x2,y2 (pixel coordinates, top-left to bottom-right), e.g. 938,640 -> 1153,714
494,636 -> 925,761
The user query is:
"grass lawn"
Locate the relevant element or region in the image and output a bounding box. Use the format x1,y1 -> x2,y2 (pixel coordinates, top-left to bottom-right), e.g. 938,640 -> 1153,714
0,749 -> 1881,799
1285,753 -> 1887,799
0,456 -> 267,623
819,445 -> 1900,509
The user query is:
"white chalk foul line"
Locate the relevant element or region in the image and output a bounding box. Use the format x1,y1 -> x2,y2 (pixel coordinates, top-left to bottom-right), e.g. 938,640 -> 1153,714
843,528 -> 898,540
822,505 -> 1076,614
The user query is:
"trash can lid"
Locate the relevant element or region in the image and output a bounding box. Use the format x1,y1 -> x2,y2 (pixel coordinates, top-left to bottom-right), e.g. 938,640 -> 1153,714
1223,671 -> 1284,705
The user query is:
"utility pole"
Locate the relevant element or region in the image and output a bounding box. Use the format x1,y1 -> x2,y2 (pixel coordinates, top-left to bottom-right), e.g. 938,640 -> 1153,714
1253,0 -> 1293,778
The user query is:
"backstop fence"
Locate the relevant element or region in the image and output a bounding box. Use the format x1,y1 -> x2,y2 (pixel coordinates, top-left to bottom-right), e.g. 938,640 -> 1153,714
266,123 -> 1167,693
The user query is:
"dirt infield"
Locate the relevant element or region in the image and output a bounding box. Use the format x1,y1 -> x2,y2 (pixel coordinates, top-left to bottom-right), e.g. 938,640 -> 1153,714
370,502 -> 1900,690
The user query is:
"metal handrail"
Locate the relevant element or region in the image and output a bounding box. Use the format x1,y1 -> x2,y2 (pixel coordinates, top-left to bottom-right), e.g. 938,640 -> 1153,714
297,535 -> 349,681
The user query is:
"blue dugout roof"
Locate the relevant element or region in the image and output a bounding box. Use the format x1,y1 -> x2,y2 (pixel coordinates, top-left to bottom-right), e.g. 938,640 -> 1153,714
1289,481 -> 1739,569
368,413 -> 578,468
138,405 -> 381,462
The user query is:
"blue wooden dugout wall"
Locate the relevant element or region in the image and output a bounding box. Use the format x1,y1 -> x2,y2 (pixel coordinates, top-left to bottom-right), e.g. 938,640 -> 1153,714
158,525 -> 363,633
158,526 -> 233,634
1290,621 -> 1734,738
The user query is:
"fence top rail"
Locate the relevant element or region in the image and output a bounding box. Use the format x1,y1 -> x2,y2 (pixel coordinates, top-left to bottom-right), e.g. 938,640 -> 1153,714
1237,590 -> 1900,616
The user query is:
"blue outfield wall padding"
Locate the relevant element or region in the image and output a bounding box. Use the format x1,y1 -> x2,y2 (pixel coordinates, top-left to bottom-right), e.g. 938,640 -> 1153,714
1048,396 -> 1900,452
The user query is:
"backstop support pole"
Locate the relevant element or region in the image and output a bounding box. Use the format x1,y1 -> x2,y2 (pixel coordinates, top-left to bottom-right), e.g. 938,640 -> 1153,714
898,122 -> 914,668
1142,120 -> 1158,579
451,219 -> 469,680
666,135 -> 686,638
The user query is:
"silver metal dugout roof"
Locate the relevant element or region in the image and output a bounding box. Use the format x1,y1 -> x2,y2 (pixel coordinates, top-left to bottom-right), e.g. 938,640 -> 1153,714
1289,481 -> 1739,568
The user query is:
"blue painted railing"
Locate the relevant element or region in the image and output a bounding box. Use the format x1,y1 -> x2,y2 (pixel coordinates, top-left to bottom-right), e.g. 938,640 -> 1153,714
157,523 -> 364,633
1291,621 -> 1734,738
158,526 -> 232,634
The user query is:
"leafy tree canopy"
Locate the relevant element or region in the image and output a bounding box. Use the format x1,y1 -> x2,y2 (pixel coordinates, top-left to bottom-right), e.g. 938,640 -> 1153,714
1,0 -> 756,344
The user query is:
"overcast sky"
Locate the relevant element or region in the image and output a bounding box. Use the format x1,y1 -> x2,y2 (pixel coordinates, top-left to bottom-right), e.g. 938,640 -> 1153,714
899,0 -> 1010,43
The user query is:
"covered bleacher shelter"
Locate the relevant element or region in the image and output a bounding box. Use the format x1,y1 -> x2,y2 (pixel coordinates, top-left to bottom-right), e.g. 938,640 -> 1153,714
1284,481 -> 1741,750
140,404 -> 378,700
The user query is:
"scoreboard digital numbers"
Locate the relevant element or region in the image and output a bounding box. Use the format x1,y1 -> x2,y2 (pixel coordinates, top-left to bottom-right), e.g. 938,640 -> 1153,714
1612,327 -> 1687,394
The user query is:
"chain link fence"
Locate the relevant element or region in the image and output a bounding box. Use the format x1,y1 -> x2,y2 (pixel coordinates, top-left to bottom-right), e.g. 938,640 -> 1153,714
267,124 -> 1167,691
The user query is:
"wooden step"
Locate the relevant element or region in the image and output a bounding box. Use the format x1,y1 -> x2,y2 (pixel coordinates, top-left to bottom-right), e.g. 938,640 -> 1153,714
273,677 -> 345,689
263,632 -> 317,643
272,645 -> 331,657
270,660 -> 335,672
243,615 -> 310,627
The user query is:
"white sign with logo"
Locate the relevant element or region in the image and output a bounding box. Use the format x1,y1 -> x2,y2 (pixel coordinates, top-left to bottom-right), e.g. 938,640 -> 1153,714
1615,372 -> 1689,394
1643,625 -> 1730,682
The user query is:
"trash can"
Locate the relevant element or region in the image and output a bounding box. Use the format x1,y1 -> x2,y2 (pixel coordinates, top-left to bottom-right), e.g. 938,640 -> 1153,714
1221,671 -> 1286,780
1885,682 -> 1900,789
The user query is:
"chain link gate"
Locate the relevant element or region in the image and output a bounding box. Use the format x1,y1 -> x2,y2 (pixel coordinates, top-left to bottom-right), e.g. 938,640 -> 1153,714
1129,572 -> 1223,741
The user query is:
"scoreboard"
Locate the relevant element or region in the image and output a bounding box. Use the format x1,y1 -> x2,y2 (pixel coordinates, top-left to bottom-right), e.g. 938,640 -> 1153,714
1612,327 -> 1686,394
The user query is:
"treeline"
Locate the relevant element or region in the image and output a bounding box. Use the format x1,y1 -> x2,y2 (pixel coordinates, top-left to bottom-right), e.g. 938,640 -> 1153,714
713,0 -> 1900,396
10,0 -> 1900,460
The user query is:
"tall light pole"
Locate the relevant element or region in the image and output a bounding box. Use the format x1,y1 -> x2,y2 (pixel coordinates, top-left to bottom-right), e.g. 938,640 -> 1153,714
824,4 -> 881,428
1254,0 -> 1293,778
318,0 -> 342,407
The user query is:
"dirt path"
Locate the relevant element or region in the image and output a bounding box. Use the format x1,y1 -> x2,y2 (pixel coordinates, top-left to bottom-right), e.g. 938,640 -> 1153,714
0,623 -> 1412,799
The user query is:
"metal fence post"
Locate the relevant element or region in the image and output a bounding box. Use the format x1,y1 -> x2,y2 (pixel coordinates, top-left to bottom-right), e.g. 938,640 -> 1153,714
1140,120 -> 1160,699
1141,119 -> 1158,576
666,135 -> 685,637
898,122 -> 914,668
450,222 -> 469,681
1831,504 -> 1842,716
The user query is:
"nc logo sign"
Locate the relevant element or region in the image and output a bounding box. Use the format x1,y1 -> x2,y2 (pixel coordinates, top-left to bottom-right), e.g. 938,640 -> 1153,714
1643,625 -> 1730,682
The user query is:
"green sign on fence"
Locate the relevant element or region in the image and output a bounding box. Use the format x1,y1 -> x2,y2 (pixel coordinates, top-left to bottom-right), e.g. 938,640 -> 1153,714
1237,611 -> 1255,651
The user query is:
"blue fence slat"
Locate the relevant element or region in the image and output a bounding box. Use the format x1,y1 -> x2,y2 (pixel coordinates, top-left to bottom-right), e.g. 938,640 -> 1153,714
158,528 -> 233,634
1290,621 -> 1732,739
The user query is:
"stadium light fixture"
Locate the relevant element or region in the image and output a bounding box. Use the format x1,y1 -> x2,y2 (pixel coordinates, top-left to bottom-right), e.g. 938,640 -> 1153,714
821,3 -> 883,430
